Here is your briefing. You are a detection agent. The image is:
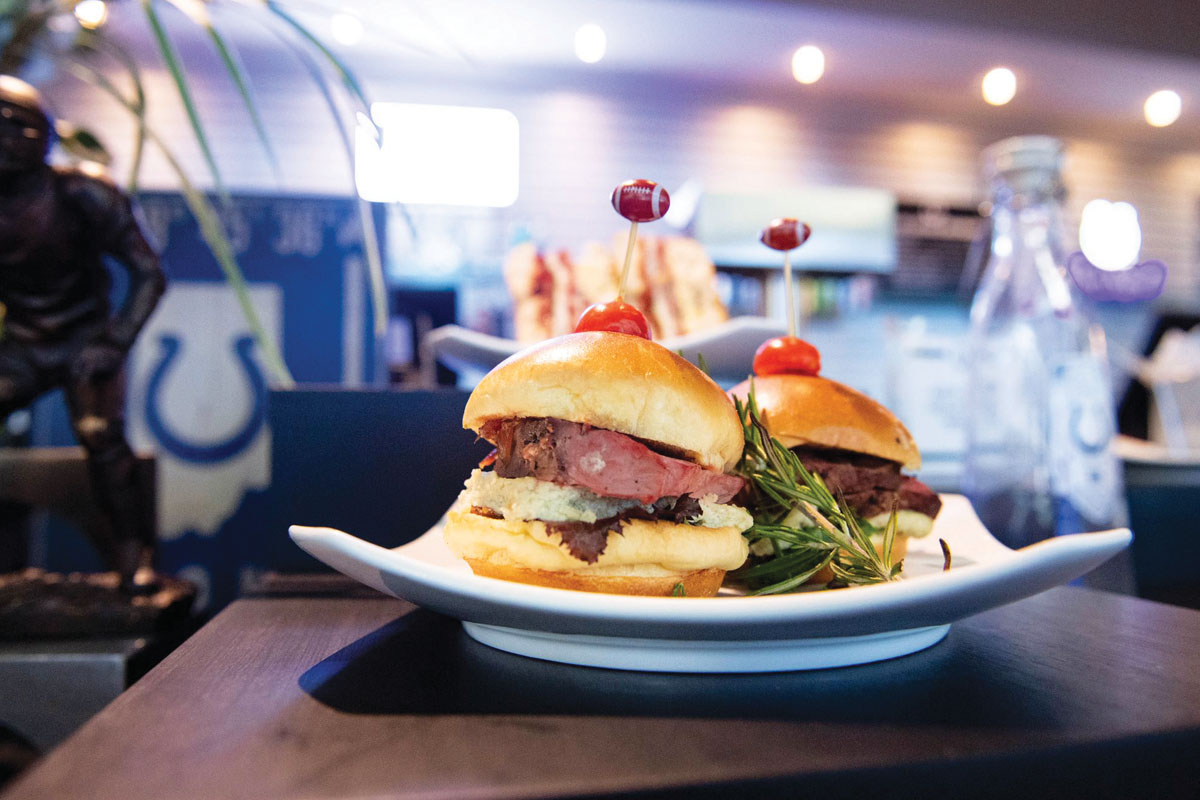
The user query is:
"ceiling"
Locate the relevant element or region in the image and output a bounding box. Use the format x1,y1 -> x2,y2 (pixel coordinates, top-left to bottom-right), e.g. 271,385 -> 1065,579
767,0 -> 1200,63
111,0 -> 1200,147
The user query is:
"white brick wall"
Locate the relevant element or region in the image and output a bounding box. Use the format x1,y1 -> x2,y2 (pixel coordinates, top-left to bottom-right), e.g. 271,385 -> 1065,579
37,39 -> 1200,295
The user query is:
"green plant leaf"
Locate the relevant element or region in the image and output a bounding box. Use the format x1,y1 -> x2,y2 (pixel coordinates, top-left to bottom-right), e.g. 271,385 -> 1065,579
67,60 -> 295,388
259,18 -> 388,340
73,27 -> 149,189
263,0 -> 369,111
1,3 -> 52,74
357,195 -> 387,338
175,3 -> 281,181
54,120 -> 111,164
140,0 -> 227,199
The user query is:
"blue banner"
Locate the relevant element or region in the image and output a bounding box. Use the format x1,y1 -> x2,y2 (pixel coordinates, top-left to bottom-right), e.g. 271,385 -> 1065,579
29,192 -> 383,611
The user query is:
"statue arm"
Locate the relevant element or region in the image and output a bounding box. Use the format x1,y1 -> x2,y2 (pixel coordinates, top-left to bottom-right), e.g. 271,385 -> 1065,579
101,192 -> 167,352
72,174 -> 167,352
60,172 -> 167,383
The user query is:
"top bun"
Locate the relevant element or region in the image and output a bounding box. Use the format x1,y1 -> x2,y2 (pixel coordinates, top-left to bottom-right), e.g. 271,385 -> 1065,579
464,332 -> 744,472
728,374 -> 921,470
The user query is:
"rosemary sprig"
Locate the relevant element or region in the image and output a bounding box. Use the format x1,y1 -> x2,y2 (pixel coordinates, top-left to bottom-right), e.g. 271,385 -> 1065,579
730,383 -> 903,594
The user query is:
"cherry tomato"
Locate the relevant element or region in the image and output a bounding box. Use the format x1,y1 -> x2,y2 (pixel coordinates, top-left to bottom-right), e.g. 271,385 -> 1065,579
753,336 -> 821,376
575,300 -> 651,339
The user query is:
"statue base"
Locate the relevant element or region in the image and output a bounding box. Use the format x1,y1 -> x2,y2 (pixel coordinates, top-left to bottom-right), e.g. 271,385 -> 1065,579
0,569 -> 195,640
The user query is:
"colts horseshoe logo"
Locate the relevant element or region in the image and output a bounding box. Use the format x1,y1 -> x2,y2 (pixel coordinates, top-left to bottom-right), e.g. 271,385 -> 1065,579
145,334 -> 267,464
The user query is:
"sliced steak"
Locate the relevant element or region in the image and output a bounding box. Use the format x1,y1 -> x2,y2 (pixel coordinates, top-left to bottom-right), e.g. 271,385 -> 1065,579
488,417 -> 559,481
791,446 -> 903,494
791,446 -> 942,520
896,476 -> 943,518
483,417 -> 744,504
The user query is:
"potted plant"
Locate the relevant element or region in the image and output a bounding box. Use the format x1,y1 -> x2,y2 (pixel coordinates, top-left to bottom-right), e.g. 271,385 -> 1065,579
2,0 -> 391,385
2,1 -> 424,608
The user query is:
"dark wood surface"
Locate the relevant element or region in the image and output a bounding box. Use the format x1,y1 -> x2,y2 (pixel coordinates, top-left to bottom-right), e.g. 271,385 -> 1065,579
7,586 -> 1200,800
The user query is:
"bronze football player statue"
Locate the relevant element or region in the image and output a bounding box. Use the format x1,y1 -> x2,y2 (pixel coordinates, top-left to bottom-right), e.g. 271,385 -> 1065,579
1,75 -> 166,592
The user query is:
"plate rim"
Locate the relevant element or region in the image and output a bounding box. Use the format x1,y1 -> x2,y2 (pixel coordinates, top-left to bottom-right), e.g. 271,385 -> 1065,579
289,494 -> 1131,632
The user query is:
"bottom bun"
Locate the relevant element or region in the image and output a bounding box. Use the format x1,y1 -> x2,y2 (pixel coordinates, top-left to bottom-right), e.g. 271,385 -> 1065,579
443,507 -> 748,597
809,534 -> 910,585
464,559 -> 726,597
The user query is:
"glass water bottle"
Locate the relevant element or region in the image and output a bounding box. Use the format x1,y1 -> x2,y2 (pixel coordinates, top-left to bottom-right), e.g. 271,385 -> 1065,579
963,136 -> 1127,549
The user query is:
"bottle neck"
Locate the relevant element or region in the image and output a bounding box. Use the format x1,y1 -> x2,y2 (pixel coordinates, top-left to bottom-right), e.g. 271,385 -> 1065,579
990,197 -> 1062,241
981,178 -> 1075,317
989,176 -> 1067,253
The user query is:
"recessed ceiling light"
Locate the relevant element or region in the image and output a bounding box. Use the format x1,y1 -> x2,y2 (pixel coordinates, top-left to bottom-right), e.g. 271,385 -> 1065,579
331,13 -> 364,47
791,45 -> 825,84
1144,90 -> 1181,127
575,23 -> 607,64
74,0 -> 108,30
982,67 -> 1016,106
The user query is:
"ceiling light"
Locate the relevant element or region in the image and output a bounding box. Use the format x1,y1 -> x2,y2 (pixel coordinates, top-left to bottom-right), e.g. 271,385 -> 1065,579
791,45 -> 824,84
982,67 -> 1016,106
74,0 -> 108,30
575,23 -> 606,64
331,13 -> 364,46
1144,90 -> 1181,127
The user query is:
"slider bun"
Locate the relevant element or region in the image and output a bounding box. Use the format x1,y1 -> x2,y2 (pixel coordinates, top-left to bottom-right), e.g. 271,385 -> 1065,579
729,374 -> 921,470
464,332 -> 743,472
443,509 -> 748,597
464,561 -> 726,597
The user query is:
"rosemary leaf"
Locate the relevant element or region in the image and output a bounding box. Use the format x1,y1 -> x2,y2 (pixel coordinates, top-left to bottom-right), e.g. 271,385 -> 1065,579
731,383 -> 903,593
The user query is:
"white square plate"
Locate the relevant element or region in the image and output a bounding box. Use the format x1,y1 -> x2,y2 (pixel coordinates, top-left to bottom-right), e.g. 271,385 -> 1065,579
290,495 -> 1130,673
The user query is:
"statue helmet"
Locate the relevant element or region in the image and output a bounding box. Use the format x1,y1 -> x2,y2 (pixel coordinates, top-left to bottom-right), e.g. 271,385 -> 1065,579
0,74 -> 54,166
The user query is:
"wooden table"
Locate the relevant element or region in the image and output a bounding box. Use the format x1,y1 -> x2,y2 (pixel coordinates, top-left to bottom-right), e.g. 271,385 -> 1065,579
7,587 -> 1200,799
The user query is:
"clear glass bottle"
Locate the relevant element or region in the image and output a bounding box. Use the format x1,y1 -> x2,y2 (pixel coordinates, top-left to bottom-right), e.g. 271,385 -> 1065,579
963,136 -> 1127,549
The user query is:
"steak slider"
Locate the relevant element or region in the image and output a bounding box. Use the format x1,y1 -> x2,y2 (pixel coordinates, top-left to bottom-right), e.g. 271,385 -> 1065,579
729,374 -> 942,571
444,331 -> 752,596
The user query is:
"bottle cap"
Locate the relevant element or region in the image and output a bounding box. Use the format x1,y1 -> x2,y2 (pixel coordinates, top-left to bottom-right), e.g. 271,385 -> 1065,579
983,135 -> 1063,176
983,136 -> 1065,198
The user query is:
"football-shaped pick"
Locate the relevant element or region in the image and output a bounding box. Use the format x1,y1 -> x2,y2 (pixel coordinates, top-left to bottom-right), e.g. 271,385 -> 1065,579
760,218 -> 811,251
612,179 -> 670,223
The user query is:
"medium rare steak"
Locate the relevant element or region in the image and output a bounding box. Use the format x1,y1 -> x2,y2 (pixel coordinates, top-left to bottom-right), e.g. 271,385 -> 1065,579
483,417 -> 744,504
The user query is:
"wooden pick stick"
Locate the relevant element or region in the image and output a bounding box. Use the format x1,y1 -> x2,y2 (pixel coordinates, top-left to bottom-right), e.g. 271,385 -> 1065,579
784,250 -> 796,338
618,221 -> 638,300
